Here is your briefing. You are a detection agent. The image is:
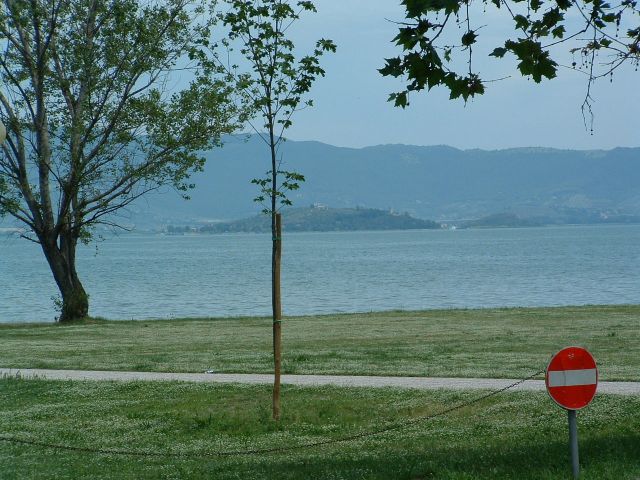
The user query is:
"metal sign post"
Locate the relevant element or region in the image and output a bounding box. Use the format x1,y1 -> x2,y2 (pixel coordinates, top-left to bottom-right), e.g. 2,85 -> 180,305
568,409 -> 579,479
545,346 -> 598,479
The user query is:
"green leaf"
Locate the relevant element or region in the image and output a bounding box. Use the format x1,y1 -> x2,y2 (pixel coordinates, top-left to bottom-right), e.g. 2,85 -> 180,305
506,39 -> 558,82
490,47 -> 508,57
404,0 -> 462,15
403,0 -> 432,17
541,8 -> 563,28
461,30 -> 477,47
390,92 -> 409,108
297,1 -> 316,11
514,14 -> 530,30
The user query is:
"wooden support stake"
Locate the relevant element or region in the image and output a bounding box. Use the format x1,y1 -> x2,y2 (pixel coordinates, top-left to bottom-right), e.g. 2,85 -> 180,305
272,213 -> 282,421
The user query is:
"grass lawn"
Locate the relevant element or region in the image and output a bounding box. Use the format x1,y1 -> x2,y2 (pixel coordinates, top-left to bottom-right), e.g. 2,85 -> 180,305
1,305 -> 639,380
0,377 -> 638,479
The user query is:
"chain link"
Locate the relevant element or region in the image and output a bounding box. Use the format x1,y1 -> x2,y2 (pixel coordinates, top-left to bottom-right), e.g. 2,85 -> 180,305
0,369 -> 545,458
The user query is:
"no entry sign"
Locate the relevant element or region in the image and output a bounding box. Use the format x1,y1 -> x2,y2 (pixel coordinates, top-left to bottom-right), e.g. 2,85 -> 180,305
546,346 -> 598,410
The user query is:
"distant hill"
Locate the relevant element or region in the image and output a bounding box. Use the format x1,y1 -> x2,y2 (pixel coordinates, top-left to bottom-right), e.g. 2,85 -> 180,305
127,136 -> 640,227
197,207 -> 441,233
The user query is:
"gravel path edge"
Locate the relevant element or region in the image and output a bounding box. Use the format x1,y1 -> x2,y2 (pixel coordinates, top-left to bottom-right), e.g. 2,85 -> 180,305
2,368 -> 639,395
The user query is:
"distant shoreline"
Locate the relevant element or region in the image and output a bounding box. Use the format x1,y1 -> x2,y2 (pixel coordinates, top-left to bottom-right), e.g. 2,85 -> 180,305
172,206 -> 441,235
162,206 -> 640,235
3,221 -> 640,239
163,220 -> 640,235
3,302 -> 640,325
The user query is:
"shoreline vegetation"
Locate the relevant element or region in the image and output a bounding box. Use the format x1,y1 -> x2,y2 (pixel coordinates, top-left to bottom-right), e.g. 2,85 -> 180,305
1,304 -> 638,381
162,206 -> 640,235
174,206 -> 441,234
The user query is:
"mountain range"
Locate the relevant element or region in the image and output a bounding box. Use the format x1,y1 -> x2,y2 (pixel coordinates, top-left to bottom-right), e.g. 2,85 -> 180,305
130,135 -> 640,227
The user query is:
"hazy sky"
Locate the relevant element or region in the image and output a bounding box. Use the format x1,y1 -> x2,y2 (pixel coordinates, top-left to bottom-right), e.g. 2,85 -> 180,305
276,1 -> 639,150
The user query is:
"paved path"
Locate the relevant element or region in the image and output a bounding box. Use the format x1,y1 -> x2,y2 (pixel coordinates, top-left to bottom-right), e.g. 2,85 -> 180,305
2,368 -> 639,395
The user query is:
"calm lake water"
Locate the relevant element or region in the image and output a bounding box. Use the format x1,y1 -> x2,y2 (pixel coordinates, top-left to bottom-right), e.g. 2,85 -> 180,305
1,225 -> 639,323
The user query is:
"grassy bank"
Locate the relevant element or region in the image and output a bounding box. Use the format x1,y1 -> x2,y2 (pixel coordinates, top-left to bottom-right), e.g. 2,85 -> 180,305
1,305 -> 639,380
1,377 -> 639,480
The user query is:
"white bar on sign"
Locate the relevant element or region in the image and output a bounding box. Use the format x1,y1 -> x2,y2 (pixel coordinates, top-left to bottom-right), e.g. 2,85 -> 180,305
548,369 -> 597,387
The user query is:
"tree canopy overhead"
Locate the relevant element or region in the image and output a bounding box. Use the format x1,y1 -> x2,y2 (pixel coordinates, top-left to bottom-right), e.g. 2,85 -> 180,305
0,0 -> 238,321
380,0 -> 640,113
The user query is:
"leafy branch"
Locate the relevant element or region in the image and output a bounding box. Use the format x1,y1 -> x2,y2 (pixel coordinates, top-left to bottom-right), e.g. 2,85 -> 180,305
380,0 -> 639,112
252,169 -> 305,214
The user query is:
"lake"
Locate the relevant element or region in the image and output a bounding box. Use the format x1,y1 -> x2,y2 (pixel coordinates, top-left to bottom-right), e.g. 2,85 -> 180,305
1,225 -> 639,322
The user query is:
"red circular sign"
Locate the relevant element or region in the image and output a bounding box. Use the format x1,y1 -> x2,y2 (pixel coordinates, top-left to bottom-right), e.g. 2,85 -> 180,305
546,346 -> 598,410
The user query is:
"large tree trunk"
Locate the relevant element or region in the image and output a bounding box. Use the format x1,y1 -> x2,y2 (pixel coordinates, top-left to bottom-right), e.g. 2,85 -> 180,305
58,276 -> 89,322
40,231 -> 89,322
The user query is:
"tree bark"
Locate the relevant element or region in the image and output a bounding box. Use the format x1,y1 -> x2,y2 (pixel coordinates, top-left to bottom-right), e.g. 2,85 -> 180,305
39,232 -> 89,322
59,279 -> 89,322
272,213 -> 282,421
268,119 -> 282,421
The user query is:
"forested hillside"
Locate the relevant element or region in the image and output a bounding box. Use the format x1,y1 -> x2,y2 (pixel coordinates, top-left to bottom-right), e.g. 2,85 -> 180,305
133,136 -> 640,226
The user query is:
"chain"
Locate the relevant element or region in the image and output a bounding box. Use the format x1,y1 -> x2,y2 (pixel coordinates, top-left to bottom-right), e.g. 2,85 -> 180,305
0,368 -> 545,458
